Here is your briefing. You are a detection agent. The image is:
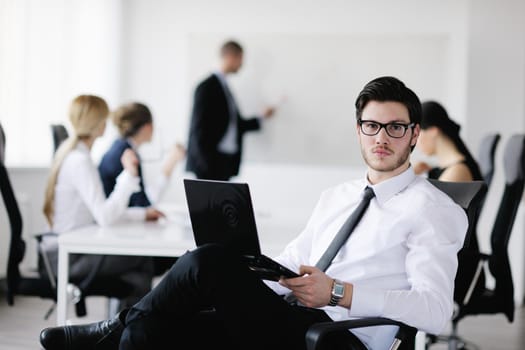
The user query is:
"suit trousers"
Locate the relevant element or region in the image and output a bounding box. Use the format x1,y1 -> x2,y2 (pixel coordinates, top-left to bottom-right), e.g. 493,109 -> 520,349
194,153 -> 238,181
120,244 -> 366,350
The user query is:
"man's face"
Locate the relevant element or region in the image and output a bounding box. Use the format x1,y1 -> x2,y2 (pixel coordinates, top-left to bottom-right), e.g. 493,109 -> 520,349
224,52 -> 243,73
357,100 -> 419,183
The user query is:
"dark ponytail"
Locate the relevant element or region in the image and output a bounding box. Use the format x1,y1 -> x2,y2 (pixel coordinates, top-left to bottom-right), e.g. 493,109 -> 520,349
421,101 -> 482,181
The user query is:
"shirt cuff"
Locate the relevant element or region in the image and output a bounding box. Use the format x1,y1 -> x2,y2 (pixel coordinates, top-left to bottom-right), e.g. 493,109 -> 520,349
124,207 -> 147,221
158,173 -> 169,186
115,170 -> 141,193
263,279 -> 290,295
348,284 -> 386,317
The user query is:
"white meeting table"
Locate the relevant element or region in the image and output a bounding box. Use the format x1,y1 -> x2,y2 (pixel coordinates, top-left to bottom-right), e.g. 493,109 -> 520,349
56,214 -> 297,325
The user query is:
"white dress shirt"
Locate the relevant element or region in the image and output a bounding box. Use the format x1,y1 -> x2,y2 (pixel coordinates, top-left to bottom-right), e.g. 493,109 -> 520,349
49,142 -> 142,236
265,167 -> 467,350
126,138 -> 169,206
215,72 -> 239,154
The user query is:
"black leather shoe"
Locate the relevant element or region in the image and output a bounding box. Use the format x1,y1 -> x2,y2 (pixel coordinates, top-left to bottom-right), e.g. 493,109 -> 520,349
40,309 -> 128,350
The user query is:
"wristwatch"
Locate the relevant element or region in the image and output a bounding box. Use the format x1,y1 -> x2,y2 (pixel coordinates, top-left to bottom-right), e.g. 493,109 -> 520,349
328,279 -> 345,306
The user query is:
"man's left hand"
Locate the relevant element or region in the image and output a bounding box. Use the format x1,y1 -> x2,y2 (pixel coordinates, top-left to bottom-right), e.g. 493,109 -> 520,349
278,265 -> 332,308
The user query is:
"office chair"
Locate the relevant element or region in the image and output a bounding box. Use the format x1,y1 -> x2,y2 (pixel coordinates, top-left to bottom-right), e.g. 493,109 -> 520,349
306,179 -> 488,350
0,137 -> 132,320
477,133 -> 501,189
427,134 -> 525,350
0,121 -> 5,164
51,124 -> 69,154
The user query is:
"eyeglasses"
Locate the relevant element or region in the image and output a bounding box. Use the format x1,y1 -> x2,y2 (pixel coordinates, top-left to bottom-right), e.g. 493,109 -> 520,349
358,119 -> 415,139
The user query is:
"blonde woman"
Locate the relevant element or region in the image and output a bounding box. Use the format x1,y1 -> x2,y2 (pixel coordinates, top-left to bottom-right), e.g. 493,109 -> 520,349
42,95 -> 154,308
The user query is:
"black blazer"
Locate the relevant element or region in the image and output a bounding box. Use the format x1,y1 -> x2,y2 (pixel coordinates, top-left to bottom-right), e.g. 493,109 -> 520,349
98,138 -> 150,207
185,74 -> 261,180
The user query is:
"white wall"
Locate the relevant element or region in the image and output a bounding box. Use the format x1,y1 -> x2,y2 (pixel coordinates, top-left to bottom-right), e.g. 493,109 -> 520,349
186,32 -> 450,165
119,0 -> 470,167
0,0 -> 124,166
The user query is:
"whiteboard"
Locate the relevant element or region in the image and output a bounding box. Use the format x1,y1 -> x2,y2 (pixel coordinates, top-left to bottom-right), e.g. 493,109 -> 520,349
187,33 -> 449,166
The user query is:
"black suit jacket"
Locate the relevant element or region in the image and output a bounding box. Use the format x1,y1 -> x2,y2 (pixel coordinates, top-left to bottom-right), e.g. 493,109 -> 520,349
98,138 -> 150,207
185,74 -> 261,180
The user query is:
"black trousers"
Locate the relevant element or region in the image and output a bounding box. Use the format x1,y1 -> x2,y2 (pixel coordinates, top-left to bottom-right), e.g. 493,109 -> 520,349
194,153 -> 238,181
120,244 -> 366,350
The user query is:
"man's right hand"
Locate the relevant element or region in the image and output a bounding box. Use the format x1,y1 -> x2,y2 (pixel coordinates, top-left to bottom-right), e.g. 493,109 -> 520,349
262,106 -> 276,119
121,149 -> 139,177
278,265 -> 333,308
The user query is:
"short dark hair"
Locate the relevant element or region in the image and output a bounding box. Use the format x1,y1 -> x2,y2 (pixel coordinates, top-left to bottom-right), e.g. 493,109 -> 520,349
220,40 -> 243,57
355,76 -> 422,125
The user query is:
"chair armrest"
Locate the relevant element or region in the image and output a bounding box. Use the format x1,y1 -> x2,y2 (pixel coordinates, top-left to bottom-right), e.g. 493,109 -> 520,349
305,317 -> 417,350
461,253 -> 490,305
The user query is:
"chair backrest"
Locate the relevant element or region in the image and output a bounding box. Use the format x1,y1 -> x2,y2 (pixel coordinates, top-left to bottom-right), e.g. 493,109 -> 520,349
0,161 -> 25,305
0,122 -> 6,164
428,179 -> 487,249
489,134 -> 525,279
478,133 -> 501,189
51,124 -> 69,154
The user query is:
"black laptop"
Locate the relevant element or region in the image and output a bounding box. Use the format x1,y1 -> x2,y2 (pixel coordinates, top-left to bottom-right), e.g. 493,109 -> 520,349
183,178 -> 299,281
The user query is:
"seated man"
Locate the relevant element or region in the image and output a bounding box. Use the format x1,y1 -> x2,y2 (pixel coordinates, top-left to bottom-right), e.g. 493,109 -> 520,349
39,76 -> 467,350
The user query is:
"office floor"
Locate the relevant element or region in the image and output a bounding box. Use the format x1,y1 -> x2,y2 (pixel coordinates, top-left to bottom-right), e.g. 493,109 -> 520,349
0,293 -> 523,349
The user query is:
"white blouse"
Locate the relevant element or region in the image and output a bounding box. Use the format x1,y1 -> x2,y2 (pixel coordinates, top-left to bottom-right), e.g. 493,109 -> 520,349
50,142 -> 142,235
127,138 -> 169,205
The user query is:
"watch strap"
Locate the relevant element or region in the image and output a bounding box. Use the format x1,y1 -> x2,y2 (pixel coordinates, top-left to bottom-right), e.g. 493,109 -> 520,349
328,279 -> 344,306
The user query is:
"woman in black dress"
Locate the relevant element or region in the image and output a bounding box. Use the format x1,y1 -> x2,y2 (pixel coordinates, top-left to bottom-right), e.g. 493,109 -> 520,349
414,100 -> 485,307
414,100 -> 483,182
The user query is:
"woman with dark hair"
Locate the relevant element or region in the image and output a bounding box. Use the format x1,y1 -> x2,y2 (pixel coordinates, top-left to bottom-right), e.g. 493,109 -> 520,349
414,100 -> 482,182
415,100 -> 485,311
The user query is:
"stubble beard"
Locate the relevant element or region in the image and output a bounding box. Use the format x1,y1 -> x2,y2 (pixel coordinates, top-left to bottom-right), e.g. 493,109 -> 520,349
361,144 -> 411,173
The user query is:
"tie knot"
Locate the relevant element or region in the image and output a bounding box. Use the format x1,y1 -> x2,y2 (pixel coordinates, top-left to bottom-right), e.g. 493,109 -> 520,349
363,186 -> 375,201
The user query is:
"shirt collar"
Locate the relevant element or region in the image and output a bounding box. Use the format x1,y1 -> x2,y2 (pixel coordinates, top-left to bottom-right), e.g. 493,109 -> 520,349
125,137 -> 138,151
365,166 -> 416,205
76,141 -> 90,153
214,71 -> 228,87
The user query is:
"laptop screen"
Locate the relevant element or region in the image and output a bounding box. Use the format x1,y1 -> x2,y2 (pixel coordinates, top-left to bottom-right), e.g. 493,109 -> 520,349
183,179 -> 262,256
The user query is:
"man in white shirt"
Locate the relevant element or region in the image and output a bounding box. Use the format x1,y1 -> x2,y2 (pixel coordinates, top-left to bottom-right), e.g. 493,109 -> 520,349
40,76 -> 467,350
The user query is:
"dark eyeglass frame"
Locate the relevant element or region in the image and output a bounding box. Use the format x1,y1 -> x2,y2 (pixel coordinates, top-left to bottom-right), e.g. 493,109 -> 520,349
358,119 -> 415,139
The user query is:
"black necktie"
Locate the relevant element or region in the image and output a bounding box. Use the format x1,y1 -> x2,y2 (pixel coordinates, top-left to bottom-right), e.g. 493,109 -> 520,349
315,186 -> 375,272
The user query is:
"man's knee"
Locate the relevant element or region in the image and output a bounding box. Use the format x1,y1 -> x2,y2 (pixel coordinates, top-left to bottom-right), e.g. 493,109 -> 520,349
170,243 -> 236,280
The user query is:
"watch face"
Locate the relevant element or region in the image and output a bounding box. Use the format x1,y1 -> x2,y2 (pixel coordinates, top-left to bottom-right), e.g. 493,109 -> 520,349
333,282 -> 345,297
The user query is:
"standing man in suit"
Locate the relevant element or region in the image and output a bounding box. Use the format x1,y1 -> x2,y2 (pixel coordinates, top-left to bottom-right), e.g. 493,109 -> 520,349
186,40 -> 275,181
